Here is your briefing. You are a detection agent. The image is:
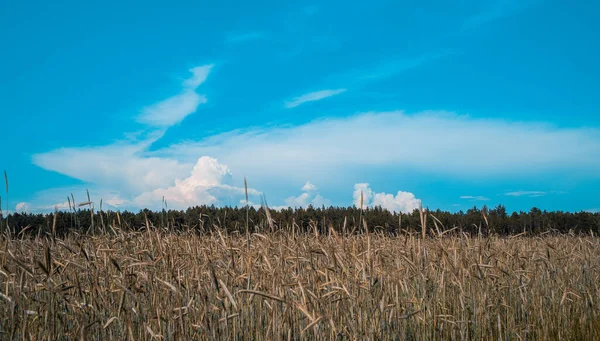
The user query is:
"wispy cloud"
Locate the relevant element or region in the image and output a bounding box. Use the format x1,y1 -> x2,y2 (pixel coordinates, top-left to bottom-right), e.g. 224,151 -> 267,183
32,137 -> 191,195
30,110 -> 600,211
284,89 -> 346,108
283,51 -> 452,108
504,191 -> 547,197
225,31 -> 265,44
183,65 -> 213,89
326,51 -> 454,90
137,64 -> 213,127
139,91 -> 206,127
157,111 -> 600,184
460,195 -> 490,201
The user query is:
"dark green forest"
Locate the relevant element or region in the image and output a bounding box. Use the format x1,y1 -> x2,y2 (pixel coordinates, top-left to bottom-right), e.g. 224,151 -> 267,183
1,204 -> 599,237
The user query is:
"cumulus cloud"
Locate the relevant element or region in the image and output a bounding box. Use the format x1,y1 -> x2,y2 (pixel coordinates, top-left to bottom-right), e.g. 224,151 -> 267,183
353,183 -> 420,213
52,201 -> 72,210
103,195 -> 127,208
352,183 -> 373,209
283,181 -> 331,208
15,202 -> 30,212
134,157 -> 260,210
138,64 -> 213,127
284,89 -> 346,108
301,181 -> 317,192
373,192 -> 421,213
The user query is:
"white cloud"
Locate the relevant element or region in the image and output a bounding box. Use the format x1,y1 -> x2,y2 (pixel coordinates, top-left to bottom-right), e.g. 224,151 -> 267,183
285,89 -> 346,108
134,157 -> 260,210
50,201 -> 71,210
16,187 -> 129,213
284,192 -> 312,208
29,65 -> 262,212
183,65 -> 213,89
353,183 -> 420,213
504,191 -> 546,198
31,110 -> 600,212
157,111 -> 600,184
33,140 -> 192,195
138,64 -> 213,127
103,195 -> 127,208
15,202 -> 30,212
460,195 -> 490,201
13,200 -> 69,213
353,183 -> 373,209
311,194 -> 330,207
301,181 -> 317,192
138,91 -> 206,127
284,181 -> 330,208
373,192 -> 421,213
29,60 -> 600,214
284,193 -> 331,208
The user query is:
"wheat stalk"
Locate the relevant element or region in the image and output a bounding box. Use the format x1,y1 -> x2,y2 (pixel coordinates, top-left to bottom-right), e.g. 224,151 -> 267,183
419,201 -> 427,239
3,170 -> 8,237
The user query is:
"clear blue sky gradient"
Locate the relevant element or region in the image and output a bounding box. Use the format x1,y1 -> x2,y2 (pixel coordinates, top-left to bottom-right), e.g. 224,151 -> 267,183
1,0 -> 599,213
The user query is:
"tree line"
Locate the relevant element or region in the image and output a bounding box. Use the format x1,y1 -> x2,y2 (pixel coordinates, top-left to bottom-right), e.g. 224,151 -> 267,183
1,204 -> 599,238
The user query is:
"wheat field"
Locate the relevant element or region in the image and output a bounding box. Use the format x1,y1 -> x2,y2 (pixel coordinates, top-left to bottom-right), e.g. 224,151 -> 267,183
1,227 -> 599,340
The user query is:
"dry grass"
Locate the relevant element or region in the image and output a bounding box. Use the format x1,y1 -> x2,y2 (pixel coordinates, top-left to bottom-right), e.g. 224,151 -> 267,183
1,228 -> 599,340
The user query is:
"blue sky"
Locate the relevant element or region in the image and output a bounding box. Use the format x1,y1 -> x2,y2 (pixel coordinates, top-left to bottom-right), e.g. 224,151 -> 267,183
1,0 -> 599,214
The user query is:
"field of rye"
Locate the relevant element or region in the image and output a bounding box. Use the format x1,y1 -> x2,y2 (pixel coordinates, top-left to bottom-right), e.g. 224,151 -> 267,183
1,224 -> 600,340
